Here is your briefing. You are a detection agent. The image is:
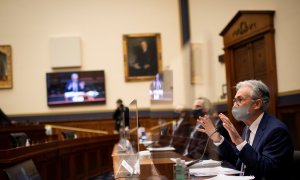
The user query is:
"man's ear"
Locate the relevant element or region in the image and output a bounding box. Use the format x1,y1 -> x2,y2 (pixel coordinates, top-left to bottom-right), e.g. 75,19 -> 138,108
253,99 -> 263,110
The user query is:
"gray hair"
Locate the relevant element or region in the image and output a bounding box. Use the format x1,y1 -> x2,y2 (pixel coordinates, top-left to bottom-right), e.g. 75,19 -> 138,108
197,97 -> 217,116
236,80 -> 270,111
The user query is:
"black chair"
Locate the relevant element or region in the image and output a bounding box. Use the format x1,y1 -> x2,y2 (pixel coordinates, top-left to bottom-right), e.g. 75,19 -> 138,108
61,131 -> 76,140
3,159 -> 41,180
157,127 -> 171,146
10,132 -> 28,147
293,150 -> 300,180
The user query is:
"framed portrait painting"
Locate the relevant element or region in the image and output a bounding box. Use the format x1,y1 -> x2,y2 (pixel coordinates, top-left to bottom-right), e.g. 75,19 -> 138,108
123,33 -> 162,82
0,45 -> 13,89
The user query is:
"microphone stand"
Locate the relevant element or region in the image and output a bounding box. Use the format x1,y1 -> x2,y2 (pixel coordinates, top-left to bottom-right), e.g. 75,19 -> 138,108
186,125 -> 221,167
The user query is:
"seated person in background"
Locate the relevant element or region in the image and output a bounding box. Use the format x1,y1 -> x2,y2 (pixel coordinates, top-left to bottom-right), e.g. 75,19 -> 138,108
130,40 -> 158,76
198,80 -> 293,179
182,97 -> 222,160
169,105 -> 191,154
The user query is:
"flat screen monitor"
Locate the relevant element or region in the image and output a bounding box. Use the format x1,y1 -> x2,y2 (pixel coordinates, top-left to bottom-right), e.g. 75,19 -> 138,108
46,70 -> 106,106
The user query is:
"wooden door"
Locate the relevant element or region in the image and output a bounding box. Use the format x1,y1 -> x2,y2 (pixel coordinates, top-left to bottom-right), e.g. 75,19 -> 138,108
233,37 -> 267,84
220,11 -> 277,133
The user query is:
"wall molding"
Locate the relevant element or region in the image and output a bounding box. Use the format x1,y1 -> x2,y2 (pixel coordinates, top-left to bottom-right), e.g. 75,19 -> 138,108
8,91 -> 300,123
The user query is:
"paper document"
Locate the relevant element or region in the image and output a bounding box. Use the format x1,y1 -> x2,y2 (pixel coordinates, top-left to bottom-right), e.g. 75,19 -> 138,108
138,150 -> 151,159
189,166 -> 242,177
208,174 -> 255,180
188,159 -> 222,168
147,146 -> 175,151
170,159 -> 221,168
120,160 -> 134,175
141,140 -> 154,146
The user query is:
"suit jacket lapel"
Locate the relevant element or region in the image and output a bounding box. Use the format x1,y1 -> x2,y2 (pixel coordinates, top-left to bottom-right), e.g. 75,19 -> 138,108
252,113 -> 268,150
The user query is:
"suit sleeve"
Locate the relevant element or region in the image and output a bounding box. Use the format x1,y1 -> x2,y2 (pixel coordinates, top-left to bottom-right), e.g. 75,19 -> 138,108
218,139 -> 239,166
239,127 -> 293,178
112,109 -> 118,119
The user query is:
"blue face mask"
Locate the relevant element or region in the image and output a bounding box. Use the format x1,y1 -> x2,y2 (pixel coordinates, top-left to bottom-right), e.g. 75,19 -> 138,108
231,102 -> 254,122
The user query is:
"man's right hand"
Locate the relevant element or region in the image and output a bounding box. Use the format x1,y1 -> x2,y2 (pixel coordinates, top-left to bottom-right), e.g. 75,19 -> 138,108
197,115 -> 222,143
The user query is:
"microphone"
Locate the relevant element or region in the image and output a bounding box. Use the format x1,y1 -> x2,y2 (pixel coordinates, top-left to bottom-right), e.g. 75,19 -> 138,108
186,121 -> 223,167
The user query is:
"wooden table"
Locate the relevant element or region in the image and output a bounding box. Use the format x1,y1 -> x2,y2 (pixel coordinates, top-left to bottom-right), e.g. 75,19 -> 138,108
111,144 -> 241,180
112,144 -> 192,179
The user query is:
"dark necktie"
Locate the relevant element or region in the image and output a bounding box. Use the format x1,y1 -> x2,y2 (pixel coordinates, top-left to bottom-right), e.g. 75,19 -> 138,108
240,127 -> 251,175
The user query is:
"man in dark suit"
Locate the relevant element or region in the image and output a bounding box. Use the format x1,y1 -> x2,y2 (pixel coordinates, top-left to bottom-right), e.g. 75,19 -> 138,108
130,40 -> 158,76
112,99 -> 129,134
65,73 -> 85,92
183,97 -> 220,160
198,80 -> 293,179
169,105 -> 191,154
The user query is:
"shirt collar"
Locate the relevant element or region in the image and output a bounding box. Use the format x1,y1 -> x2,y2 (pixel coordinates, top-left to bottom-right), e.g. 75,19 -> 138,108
249,112 -> 264,135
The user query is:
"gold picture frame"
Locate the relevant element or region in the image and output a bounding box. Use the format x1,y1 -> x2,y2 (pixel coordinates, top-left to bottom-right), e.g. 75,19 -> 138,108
123,33 -> 162,82
0,45 -> 12,89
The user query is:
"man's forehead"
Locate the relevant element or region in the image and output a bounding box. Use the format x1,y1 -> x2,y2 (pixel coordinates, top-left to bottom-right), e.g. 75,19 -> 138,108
193,99 -> 204,106
235,86 -> 251,98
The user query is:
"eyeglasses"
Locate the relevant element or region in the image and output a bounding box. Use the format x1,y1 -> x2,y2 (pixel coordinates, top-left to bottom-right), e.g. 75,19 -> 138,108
233,97 -> 247,105
233,96 -> 261,105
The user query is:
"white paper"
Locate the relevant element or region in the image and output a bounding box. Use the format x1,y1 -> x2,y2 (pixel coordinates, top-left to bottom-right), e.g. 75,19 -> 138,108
188,159 -> 222,168
147,146 -> 175,151
133,159 -> 140,174
170,159 -> 221,168
208,174 -> 255,180
121,160 -> 134,174
189,166 -> 242,177
139,150 -> 151,156
141,140 -> 154,146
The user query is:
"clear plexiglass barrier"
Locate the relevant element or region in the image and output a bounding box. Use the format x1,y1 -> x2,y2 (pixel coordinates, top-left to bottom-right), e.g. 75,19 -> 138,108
114,99 -> 140,178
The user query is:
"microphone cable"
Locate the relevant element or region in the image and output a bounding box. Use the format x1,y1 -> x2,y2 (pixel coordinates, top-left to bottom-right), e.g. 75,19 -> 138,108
186,125 -> 221,167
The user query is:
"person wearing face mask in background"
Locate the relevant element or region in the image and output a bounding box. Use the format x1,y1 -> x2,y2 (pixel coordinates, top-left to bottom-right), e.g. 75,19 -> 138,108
156,105 -> 191,148
182,97 -> 222,160
198,80 -> 293,180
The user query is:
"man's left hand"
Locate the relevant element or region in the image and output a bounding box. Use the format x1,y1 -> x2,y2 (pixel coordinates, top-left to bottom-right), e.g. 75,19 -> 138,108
218,113 -> 243,145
